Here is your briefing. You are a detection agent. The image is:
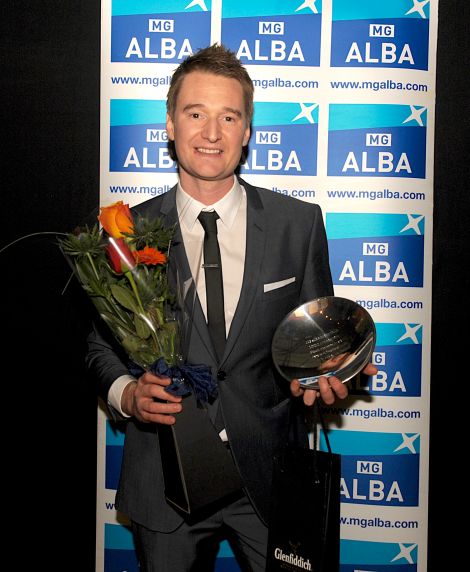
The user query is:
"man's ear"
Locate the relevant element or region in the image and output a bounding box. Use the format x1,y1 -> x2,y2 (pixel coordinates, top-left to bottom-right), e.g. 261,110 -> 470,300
242,124 -> 251,147
166,113 -> 175,141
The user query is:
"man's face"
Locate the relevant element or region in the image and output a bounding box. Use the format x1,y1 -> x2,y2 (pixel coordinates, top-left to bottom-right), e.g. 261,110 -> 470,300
166,71 -> 251,193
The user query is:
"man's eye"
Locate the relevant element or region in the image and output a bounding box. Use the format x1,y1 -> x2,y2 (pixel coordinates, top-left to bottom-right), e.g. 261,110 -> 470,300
191,113 -> 200,119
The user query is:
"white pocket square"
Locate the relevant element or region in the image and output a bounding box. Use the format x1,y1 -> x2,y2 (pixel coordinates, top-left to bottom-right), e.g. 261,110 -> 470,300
264,277 -> 296,293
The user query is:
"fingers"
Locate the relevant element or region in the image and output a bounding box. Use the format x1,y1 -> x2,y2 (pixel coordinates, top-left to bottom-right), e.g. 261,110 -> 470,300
302,388 -> 319,406
290,379 -> 304,398
290,379 -> 319,406
133,372 -> 183,424
136,398 -> 182,425
362,362 -> 378,376
139,372 -> 182,402
290,376 -> 348,406
318,375 -> 348,405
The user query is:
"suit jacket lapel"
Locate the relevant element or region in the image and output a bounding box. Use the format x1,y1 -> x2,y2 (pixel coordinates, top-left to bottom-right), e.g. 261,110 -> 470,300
159,188 -> 216,364
155,182 -> 267,367
222,181 -> 265,364
159,188 -> 191,288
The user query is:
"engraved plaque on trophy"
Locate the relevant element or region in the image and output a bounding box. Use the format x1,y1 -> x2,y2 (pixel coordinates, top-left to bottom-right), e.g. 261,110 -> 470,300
272,296 -> 376,389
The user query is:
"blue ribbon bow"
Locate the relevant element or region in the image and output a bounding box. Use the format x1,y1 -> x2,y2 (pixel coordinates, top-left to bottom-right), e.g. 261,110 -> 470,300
129,358 -> 218,404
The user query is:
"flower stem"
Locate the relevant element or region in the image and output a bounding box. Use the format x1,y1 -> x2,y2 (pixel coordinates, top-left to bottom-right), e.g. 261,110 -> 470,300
83,255 -> 132,328
86,252 -> 101,281
125,270 -> 145,312
125,270 -> 161,353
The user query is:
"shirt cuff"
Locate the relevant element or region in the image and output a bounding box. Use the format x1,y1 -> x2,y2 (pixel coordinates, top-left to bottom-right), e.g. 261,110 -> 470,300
108,374 -> 137,418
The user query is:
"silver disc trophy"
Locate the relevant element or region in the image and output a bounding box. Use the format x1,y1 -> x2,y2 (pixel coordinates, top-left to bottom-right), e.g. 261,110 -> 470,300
272,296 -> 376,388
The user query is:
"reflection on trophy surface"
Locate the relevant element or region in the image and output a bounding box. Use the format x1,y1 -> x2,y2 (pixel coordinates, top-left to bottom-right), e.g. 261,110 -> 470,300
272,296 -> 376,389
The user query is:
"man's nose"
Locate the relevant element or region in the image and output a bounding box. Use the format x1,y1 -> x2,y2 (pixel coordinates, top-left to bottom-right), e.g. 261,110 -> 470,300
202,117 -> 221,141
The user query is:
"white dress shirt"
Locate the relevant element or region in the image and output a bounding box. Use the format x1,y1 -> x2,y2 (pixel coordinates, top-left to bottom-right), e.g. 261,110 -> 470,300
108,176 -> 247,417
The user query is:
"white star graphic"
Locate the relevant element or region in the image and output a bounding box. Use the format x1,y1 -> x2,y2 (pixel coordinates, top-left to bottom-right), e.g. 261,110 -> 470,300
296,0 -> 319,14
185,0 -> 208,11
400,214 -> 425,235
292,103 -> 318,124
405,0 -> 430,19
391,543 -> 418,564
396,324 -> 422,344
394,433 -> 419,454
402,105 -> 426,126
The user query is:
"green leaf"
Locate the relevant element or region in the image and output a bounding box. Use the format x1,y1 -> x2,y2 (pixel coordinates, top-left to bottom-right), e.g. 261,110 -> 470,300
121,335 -> 157,368
99,310 -> 134,332
128,216 -> 175,251
110,284 -> 139,312
134,314 -> 152,339
58,225 -> 105,257
122,334 -> 146,354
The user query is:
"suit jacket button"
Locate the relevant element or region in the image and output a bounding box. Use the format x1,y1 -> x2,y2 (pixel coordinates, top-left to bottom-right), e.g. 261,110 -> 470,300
217,370 -> 227,381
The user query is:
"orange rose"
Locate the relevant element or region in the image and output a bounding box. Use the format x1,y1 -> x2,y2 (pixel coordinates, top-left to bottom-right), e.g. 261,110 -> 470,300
134,246 -> 167,266
98,201 -> 134,238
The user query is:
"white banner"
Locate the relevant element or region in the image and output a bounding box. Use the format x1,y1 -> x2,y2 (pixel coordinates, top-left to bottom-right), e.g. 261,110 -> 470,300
98,1 -> 437,570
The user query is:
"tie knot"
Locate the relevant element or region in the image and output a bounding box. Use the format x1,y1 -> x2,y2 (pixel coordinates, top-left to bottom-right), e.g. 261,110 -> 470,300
198,210 -> 219,234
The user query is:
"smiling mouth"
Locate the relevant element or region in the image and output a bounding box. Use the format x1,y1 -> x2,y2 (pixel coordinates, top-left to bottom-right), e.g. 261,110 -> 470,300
196,148 -> 222,155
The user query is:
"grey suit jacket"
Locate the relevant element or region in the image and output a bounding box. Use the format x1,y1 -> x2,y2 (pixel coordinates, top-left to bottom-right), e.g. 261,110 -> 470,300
87,178 -> 333,531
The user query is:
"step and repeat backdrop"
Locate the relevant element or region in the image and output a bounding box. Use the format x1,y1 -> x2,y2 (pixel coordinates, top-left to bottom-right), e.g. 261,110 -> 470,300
98,1 -> 437,570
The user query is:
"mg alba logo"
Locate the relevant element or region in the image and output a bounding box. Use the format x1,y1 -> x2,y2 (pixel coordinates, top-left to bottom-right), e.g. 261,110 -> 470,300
328,104 -> 427,179
222,0 -> 322,66
109,100 -> 177,173
351,323 -> 423,397
331,0 -> 431,70
111,0 -> 211,63
324,430 -> 420,507
241,102 -> 319,175
326,213 -> 425,288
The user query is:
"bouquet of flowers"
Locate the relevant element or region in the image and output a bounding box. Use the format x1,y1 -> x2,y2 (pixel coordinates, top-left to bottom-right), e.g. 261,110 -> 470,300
59,201 -> 216,402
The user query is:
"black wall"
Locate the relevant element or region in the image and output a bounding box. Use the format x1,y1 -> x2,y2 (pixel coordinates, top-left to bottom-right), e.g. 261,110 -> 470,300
2,3 -> 100,570
1,1 -> 468,570
430,2 -> 469,569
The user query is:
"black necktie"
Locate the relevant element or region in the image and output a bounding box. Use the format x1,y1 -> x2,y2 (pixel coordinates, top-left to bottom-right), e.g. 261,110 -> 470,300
198,211 -> 226,363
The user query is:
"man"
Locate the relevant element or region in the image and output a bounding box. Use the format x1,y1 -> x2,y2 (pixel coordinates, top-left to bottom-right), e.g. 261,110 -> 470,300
87,44 -> 376,571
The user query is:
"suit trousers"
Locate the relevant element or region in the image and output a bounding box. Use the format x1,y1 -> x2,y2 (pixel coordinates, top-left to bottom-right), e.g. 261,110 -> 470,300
131,490 -> 268,572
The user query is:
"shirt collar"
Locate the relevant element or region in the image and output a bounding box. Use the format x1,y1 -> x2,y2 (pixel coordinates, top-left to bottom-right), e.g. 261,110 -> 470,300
176,176 -> 244,231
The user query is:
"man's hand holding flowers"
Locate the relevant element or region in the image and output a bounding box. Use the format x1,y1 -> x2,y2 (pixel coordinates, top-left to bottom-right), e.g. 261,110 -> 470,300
121,372 -> 182,425
96,201 -> 180,424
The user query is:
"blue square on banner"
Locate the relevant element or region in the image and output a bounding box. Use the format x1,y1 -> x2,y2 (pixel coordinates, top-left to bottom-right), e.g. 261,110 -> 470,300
241,102 -> 318,176
331,0 -> 430,70
221,0 -> 322,67
328,104 -> 427,179
111,1 -> 212,63
326,213 -> 425,288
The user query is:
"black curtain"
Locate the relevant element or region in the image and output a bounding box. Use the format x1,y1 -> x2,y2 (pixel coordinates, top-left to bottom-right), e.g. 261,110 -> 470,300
2,3 -> 100,570
430,2 -> 469,569
1,1 -> 468,570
